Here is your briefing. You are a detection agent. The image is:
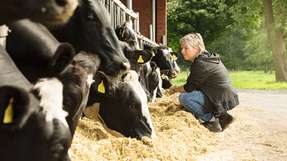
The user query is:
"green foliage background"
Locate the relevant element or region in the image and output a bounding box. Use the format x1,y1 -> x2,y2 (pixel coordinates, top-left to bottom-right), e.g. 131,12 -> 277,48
167,0 -> 287,71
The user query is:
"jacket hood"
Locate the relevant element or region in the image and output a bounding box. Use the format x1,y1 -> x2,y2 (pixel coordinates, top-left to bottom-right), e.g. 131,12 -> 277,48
196,51 -> 221,64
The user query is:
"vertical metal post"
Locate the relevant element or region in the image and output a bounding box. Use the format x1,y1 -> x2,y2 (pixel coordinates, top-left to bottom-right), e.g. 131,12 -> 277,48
152,0 -> 156,42
116,6 -> 120,26
149,24 -> 153,40
127,0 -> 132,9
136,12 -> 140,33
110,1 -> 114,27
0,25 -> 9,48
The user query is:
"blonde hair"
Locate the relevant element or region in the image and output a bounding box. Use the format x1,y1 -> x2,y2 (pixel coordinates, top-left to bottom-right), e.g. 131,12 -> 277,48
180,33 -> 206,53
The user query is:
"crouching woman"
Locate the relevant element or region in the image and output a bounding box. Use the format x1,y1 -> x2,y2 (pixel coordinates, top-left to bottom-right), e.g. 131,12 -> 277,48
173,33 -> 239,132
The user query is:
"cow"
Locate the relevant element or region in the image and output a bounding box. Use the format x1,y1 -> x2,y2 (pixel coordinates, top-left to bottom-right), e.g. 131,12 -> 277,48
7,19 -> 64,82
0,0 -> 78,26
0,45 -> 72,161
147,46 -> 181,96
115,22 -> 161,102
49,0 -> 130,77
115,21 -> 140,50
7,20 -> 101,134
161,75 -> 173,89
51,46 -> 100,135
150,46 -> 180,79
8,27 -> 153,137
86,70 -> 155,139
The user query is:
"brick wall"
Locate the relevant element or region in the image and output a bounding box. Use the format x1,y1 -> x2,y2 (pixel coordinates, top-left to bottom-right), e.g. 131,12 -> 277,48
119,0 -> 167,45
156,0 -> 167,44
133,0 -> 152,39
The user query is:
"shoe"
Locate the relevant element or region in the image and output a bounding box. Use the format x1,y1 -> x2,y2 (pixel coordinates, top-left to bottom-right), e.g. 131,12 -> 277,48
202,117 -> 222,132
218,112 -> 234,130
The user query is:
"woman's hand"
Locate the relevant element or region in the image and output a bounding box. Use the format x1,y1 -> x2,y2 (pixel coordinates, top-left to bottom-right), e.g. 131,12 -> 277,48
169,86 -> 185,94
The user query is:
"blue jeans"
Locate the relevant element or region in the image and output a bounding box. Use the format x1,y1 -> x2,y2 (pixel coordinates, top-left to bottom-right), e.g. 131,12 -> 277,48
179,91 -> 213,122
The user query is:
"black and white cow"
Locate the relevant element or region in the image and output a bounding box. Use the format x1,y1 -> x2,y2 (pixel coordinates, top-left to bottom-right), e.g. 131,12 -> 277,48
0,45 -> 72,161
7,19 -> 65,82
51,47 -> 100,135
86,70 -> 155,139
146,45 -> 180,96
49,0 -> 130,77
151,46 -> 180,79
116,21 -> 161,102
7,20 -> 101,135
115,21 -> 140,50
0,0 -> 77,25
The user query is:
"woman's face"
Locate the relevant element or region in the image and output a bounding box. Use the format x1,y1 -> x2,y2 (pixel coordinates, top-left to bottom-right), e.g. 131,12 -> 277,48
181,42 -> 200,62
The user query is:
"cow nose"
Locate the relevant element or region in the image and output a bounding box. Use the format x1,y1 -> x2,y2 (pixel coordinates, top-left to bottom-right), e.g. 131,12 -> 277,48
55,0 -> 67,6
170,70 -> 178,79
121,62 -> 130,70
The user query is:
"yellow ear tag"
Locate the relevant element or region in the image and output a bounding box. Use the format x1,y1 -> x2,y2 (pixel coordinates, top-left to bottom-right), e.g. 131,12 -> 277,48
98,81 -> 106,94
3,98 -> 14,124
172,55 -> 177,61
137,55 -> 144,64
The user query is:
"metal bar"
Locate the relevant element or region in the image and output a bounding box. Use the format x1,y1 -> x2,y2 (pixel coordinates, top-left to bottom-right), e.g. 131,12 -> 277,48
152,0 -> 156,42
113,0 -> 138,19
102,0 -> 158,47
127,0 -> 132,9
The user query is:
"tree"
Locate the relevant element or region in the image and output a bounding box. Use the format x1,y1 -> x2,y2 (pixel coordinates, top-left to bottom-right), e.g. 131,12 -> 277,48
167,0 -> 235,47
262,0 -> 287,81
167,0 -> 287,75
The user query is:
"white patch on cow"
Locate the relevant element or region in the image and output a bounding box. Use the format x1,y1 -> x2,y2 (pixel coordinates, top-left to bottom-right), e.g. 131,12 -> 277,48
75,74 -> 94,120
173,61 -> 181,74
156,67 -> 164,96
86,74 -> 95,87
151,67 -> 161,103
162,49 -> 170,56
33,78 -> 68,128
126,20 -> 140,50
125,70 -> 156,138
145,62 -> 152,73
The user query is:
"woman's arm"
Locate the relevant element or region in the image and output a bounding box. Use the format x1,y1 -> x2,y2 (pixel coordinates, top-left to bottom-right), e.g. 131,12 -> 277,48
183,61 -> 211,92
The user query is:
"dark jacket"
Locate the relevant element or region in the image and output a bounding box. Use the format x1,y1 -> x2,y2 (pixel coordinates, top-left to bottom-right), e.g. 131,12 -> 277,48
183,51 -> 239,116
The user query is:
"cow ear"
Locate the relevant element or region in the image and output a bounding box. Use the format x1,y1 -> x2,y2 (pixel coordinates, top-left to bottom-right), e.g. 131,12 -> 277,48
171,52 -> 178,61
134,50 -> 153,64
0,86 -> 31,131
92,72 -> 111,95
50,43 -> 76,74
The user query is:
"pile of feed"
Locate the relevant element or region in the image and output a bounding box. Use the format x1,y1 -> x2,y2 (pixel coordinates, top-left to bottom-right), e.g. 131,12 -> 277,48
70,93 -> 217,161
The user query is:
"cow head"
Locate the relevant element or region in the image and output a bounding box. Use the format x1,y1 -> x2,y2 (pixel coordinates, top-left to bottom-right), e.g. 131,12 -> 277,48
122,45 -> 154,74
68,0 -> 129,76
49,44 -> 101,135
151,46 -> 180,79
142,62 -> 161,102
0,0 -> 78,25
115,21 -> 139,49
87,71 -> 155,139
0,85 -> 71,161
161,75 -> 172,89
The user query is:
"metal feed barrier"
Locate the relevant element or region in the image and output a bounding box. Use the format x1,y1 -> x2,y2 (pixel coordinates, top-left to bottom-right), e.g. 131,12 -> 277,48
99,0 -> 158,48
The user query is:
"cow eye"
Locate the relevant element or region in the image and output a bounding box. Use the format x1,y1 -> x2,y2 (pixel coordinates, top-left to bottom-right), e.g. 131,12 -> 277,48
87,12 -> 96,21
129,105 -> 138,111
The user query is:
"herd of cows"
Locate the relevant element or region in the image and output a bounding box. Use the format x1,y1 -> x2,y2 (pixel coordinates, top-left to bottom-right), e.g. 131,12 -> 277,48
0,0 -> 180,161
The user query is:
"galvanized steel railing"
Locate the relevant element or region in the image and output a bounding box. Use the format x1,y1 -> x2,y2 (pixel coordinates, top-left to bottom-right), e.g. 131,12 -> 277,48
99,0 -> 158,47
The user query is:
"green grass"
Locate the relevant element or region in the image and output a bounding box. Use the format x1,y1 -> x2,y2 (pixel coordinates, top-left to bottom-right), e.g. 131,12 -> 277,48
171,70 -> 287,90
